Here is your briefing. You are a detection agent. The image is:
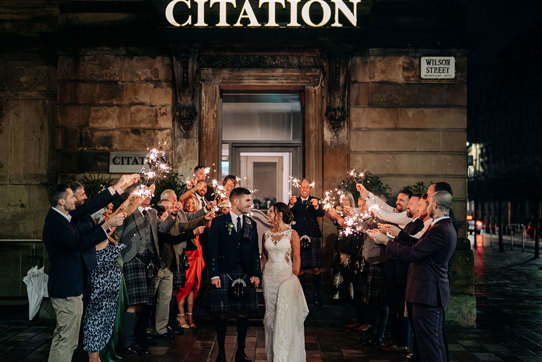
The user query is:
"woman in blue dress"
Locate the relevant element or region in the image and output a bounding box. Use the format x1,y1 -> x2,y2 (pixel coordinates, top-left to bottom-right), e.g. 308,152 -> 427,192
82,237 -> 126,362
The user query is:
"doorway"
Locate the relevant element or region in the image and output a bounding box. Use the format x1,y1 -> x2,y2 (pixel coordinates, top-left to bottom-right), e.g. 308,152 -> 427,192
220,93 -> 303,207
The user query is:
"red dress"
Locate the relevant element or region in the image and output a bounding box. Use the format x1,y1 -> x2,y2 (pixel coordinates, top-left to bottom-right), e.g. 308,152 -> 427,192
177,235 -> 205,301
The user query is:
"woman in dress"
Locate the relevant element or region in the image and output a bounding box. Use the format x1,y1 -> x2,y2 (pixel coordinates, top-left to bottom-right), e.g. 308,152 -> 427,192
176,195 -> 206,329
261,202 -> 309,362
82,236 -> 126,362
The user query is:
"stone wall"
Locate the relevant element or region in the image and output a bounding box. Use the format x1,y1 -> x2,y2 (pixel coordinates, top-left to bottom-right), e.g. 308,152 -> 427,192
0,1 -> 58,238
349,51 -> 468,235
56,50 -> 175,175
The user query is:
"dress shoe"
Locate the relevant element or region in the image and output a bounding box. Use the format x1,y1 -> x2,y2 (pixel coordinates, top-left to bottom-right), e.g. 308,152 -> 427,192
215,350 -> 226,362
388,345 -> 409,353
167,324 -> 184,335
235,351 -> 252,362
126,343 -> 150,356
379,341 -> 396,350
144,335 -> 158,346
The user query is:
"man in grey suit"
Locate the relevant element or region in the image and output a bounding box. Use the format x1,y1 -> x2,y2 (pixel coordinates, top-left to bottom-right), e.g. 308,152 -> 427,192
384,191 -> 457,362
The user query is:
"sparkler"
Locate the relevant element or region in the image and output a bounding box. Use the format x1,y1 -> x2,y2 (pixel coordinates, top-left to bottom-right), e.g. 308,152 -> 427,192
140,145 -> 171,186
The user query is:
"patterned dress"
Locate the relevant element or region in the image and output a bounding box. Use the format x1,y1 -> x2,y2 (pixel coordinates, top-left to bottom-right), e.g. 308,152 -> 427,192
83,243 -> 126,352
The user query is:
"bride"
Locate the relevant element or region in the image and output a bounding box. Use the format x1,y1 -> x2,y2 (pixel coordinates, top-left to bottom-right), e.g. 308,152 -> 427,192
261,202 -> 309,362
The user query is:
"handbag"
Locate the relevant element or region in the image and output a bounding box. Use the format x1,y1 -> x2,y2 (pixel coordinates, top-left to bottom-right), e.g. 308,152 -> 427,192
180,251 -> 190,271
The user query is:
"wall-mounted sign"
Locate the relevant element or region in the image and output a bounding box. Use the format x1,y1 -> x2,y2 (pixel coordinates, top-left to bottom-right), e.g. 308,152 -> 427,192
109,152 -> 170,173
420,56 -> 455,79
165,0 -> 362,28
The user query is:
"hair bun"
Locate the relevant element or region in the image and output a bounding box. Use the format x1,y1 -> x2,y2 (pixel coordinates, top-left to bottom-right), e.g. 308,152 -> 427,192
284,211 -> 294,224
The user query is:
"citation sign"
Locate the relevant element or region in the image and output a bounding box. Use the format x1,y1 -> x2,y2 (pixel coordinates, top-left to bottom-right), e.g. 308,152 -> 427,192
420,56 -> 455,79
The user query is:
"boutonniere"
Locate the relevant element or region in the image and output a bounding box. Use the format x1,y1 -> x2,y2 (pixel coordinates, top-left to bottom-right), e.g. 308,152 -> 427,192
225,222 -> 234,235
245,218 -> 252,225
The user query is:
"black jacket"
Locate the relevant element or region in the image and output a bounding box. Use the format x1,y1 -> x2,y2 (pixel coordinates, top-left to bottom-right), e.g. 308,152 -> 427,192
291,196 -> 325,238
70,188 -> 118,272
43,209 -> 108,298
208,213 -> 261,279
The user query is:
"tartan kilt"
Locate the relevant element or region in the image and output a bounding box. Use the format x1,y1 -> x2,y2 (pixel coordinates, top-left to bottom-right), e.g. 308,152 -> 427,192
209,265 -> 258,314
124,257 -> 155,306
172,268 -> 185,289
300,236 -> 322,269
360,263 -> 386,307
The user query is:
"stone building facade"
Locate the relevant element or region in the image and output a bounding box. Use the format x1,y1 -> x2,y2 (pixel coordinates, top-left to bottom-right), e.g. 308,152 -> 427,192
0,0 -> 473,325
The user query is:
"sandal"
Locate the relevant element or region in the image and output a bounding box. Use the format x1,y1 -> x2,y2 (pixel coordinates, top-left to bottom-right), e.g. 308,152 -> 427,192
176,314 -> 190,329
187,313 -> 197,328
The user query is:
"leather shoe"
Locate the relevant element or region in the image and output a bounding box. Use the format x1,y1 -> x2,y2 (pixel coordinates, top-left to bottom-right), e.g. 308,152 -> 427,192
167,324 -> 184,335
215,350 -> 226,362
235,351 -> 252,362
126,343 -> 150,356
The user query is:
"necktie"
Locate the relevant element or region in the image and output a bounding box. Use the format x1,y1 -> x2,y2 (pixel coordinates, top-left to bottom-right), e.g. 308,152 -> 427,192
236,216 -> 242,233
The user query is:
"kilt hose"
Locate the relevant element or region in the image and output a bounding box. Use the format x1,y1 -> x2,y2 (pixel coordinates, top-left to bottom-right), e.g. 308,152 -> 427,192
361,262 -> 386,307
210,265 -> 258,314
300,236 -> 322,269
124,254 -> 156,306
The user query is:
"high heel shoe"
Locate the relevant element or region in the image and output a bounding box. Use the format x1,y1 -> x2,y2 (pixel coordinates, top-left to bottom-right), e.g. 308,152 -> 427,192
187,312 -> 197,328
176,314 -> 190,328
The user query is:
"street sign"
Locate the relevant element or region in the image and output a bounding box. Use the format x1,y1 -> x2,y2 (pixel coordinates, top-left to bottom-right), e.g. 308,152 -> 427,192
420,56 -> 455,79
109,152 -> 169,173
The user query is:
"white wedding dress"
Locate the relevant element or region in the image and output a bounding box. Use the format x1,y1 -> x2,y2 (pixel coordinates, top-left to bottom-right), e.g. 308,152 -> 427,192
263,229 -> 309,362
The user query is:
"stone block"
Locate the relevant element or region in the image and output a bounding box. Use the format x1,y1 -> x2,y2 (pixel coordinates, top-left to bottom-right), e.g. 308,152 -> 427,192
401,57 -> 418,82
80,129 -> 114,150
119,56 -> 172,81
82,55 -> 120,81
0,184 -> 49,238
58,105 -> 89,127
58,56 -> 75,80
89,106 -> 118,128
368,83 -> 447,106
350,83 -> 369,106
55,150 -> 110,173
350,153 -> 466,176
351,56 -> 404,82
350,129 -> 466,152
446,83 -> 467,106
55,127 -> 80,152
78,83 -> 124,104
350,107 -> 466,130
157,106 -> 172,129
57,81 -> 78,104
350,57 -> 369,82
173,137 -> 198,176
128,105 -> 158,127
115,129 -> 172,151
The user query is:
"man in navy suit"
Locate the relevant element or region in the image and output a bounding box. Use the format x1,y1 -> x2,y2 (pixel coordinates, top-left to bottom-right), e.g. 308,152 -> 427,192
384,191 -> 457,362
208,187 -> 261,362
43,184 -> 126,362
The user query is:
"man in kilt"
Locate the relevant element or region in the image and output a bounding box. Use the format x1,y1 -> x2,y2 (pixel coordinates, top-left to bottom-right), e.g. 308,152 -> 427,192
208,187 -> 261,362
117,197 -> 199,355
289,178 -> 325,306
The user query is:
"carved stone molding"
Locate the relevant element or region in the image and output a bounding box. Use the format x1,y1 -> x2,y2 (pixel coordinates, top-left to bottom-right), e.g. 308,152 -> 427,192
171,49 -> 199,138
324,53 -> 350,137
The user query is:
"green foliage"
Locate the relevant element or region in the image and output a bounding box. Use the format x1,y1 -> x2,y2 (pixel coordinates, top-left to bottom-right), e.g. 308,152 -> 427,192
337,170 -> 391,202
402,181 -> 429,196
151,173 -> 184,205
77,174 -> 113,199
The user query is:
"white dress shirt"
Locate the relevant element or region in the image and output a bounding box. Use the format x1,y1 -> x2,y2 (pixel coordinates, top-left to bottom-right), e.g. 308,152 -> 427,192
52,207 -> 72,222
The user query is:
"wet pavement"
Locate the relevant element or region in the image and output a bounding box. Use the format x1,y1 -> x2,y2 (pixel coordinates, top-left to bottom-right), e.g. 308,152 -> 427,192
1,236 -> 541,362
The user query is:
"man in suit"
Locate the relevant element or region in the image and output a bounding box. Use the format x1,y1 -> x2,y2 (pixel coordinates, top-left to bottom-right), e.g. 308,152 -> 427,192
43,184 -> 125,362
289,178 -> 325,305
208,187 -> 261,362
384,191 -> 457,362
118,196 -> 207,355
179,165 -> 216,201
69,174 -> 139,285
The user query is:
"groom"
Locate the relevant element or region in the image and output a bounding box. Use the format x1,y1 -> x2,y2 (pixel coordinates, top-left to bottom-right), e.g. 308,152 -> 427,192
208,187 -> 261,362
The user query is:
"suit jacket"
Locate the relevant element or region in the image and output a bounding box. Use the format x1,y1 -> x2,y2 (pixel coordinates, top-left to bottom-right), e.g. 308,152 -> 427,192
208,213 -> 261,279
118,208 -> 161,264
385,218 -> 457,307
43,209 -> 108,298
70,188 -> 118,272
394,218 -> 425,286
291,196 -> 325,238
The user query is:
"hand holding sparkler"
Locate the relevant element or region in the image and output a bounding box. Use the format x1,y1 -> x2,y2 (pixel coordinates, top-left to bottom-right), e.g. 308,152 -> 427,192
113,174 -> 140,192
193,226 -> 206,235
103,213 -> 126,229
310,198 -> 319,209
356,183 -> 369,198
289,196 -> 297,207
378,223 -> 401,237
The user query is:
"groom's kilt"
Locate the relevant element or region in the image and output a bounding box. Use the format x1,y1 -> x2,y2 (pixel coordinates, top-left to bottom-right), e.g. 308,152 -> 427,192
124,255 -> 156,306
300,236 -> 322,269
210,265 -> 258,314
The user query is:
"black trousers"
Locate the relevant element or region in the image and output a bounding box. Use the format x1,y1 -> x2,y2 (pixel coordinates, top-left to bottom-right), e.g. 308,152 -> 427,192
411,303 -> 446,362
